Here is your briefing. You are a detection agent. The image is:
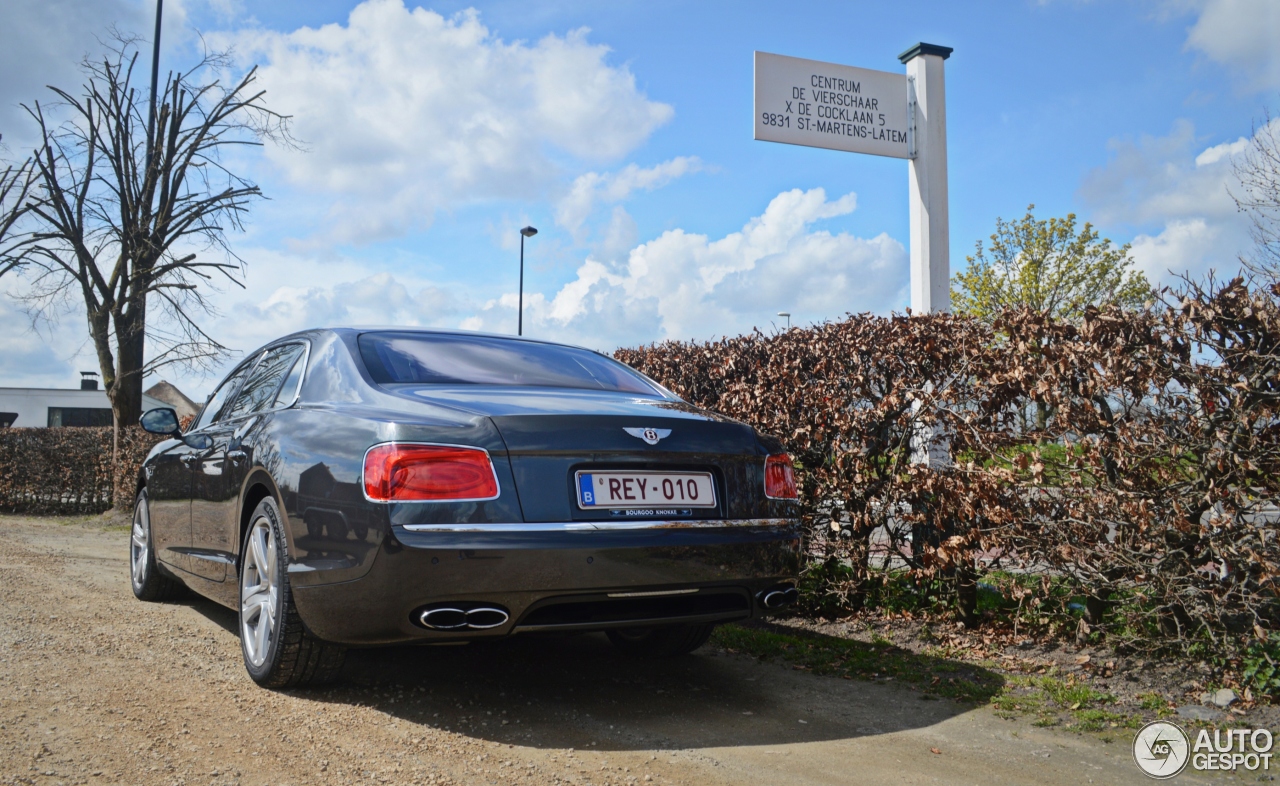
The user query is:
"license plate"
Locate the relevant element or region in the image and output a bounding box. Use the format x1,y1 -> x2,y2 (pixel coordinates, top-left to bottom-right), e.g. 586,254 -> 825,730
576,471 -> 716,509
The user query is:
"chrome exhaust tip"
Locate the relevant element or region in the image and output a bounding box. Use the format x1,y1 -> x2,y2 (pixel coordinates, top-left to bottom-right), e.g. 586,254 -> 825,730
419,607 -> 468,630
416,605 -> 510,630
760,586 -> 799,609
464,607 -> 509,629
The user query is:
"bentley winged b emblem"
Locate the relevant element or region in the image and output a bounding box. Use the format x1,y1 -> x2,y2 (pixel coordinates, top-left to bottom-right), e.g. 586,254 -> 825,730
624,427 -> 672,446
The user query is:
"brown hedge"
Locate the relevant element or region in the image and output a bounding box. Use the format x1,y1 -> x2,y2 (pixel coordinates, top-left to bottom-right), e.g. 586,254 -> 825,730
616,278 -> 1280,655
0,426 -> 165,515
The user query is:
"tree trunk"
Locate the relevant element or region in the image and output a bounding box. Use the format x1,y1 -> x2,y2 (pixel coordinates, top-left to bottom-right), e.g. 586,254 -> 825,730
1035,400 -> 1049,432
1085,590 -> 1110,626
110,302 -> 147,427
107,300 -> 146,510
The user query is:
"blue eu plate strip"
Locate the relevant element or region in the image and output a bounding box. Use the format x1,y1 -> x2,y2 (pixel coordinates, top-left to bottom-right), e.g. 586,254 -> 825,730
578,474 -> 596,506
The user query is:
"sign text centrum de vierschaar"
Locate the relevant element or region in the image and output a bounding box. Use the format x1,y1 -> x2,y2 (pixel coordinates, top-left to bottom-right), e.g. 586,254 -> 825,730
753,51 -> 910,160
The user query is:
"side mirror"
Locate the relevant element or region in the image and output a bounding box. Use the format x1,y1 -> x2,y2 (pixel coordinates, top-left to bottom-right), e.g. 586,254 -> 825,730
140,407 -> 181,436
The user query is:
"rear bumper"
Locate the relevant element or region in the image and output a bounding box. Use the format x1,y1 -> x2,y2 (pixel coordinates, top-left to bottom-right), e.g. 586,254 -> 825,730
290,519 -> 802,645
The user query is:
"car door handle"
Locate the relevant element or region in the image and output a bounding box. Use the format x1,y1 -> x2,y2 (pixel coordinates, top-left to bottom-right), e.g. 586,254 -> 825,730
227,449 -> 247,466
180,455 -> 199,467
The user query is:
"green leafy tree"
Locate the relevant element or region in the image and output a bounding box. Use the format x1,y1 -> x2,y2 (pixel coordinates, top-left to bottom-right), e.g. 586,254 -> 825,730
951,205 -> 1152,322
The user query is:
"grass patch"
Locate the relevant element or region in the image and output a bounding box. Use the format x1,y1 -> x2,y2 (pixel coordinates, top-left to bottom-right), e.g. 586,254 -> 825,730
1032,675 -> 1115,709
1071,709 -> 1141,732
988,674 -> 1155,732
712,622 -> 1004,703
1137,692 -> 1168,713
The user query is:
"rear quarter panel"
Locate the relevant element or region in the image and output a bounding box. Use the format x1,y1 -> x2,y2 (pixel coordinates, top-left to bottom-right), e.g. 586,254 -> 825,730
266,405 -> 525,587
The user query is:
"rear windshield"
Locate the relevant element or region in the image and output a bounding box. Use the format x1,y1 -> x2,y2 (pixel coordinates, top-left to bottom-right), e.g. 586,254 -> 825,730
357,332 -> 662,395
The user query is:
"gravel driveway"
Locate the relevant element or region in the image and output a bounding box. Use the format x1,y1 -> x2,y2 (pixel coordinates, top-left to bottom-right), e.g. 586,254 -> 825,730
0,515 -> 1204,785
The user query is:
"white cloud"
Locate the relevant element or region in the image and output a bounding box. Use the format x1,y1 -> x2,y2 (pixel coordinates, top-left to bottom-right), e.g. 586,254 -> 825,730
1179,0 -> 1280,92
555,157 -> 702,241
598,206 -> 640,263
1128,218 -> 1224,282
220,272 -> 460,344
1079,119 -> 1270,283
1194,136 -> 1249,166
1,190 -> 905,396
469,188 -> 907,347
228,0 -> 673,244
158,247 -> 472,398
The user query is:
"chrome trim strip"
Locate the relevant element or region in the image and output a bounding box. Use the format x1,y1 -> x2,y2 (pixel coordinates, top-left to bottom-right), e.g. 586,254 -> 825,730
398,517 -> 796,533
275,339 -> 311,410
174,549 -> 237,565
607,588 -> 699,598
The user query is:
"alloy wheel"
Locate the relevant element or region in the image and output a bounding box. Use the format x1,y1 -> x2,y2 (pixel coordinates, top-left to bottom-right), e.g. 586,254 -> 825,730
130,500 -> 150,590
240,516 -> 280,668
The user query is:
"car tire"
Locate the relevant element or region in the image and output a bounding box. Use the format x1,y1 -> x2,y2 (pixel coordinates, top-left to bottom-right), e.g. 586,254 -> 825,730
130,489 -> 183,602
606,623 -> 716,657
239,495 -> 346,688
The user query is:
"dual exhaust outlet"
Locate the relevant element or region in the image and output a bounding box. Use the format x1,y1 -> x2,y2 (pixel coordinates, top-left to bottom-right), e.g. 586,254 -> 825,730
418,587 -> 794,630
417,606 -> 509,631
759,585 -> 799,610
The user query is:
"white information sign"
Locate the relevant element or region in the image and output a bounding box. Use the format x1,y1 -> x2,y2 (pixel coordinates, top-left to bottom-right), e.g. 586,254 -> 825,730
754,51 -> 910,160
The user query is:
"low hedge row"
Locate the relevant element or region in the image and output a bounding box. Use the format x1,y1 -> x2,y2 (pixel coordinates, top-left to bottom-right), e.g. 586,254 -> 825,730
616,278 -> 1280,659
0,426 -> 164,515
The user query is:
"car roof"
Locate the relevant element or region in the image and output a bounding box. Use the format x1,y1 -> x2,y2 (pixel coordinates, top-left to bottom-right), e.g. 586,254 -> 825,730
318,326 -> 608,356
236,327 -> 615,373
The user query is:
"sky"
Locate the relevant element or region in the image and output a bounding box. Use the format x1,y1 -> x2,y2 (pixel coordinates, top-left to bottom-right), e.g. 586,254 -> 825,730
0,0 -> 1278,400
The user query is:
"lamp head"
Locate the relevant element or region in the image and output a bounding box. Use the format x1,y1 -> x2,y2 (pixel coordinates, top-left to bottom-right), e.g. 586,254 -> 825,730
520,226 -> 538,238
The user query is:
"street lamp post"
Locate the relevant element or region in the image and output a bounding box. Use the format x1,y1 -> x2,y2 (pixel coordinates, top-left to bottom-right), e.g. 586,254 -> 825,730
518,226 -> 538,336
146,0 -> 163,175
777,311 -> 791,330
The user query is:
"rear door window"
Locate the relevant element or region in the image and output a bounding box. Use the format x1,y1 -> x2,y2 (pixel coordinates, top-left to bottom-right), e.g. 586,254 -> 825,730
223,343 -> 307,421
272,349 -> 308,408
191,363 -> 255,432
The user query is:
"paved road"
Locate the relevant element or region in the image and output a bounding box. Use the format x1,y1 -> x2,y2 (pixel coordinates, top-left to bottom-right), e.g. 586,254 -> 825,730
0,516 -> 1197,785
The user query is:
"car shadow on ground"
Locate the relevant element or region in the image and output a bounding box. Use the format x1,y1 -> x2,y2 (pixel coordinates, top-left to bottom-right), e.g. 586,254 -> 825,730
187,598 -> 1003,752
180,591 -> 239,635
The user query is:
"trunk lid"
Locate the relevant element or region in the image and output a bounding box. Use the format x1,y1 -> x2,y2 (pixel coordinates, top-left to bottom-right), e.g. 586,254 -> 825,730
390,386 -> 771,522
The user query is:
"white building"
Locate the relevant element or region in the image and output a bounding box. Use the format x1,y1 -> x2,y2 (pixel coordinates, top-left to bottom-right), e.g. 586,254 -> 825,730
0,373 -> 169,428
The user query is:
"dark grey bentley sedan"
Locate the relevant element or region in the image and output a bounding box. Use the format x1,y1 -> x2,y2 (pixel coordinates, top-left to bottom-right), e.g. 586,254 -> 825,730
132,329 -> 802,687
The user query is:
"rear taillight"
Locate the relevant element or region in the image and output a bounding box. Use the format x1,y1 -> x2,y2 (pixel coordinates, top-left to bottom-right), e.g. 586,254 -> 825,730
363,443 -> 500,502
764,453 -> 798,500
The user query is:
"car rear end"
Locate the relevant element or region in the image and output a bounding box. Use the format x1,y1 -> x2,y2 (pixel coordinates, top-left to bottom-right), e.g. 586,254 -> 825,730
288,330 -> 802,646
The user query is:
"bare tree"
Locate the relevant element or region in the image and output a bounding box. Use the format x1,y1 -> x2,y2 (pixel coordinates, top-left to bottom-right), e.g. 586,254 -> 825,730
1234,109 -> 1280,284
0,149 -> 35,250
0,37 -> 290,429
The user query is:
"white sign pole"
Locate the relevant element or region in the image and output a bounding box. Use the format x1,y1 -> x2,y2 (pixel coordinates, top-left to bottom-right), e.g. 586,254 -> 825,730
899,43 -> 952,315
900,44 -> 953,469
754,44 -> 954,468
